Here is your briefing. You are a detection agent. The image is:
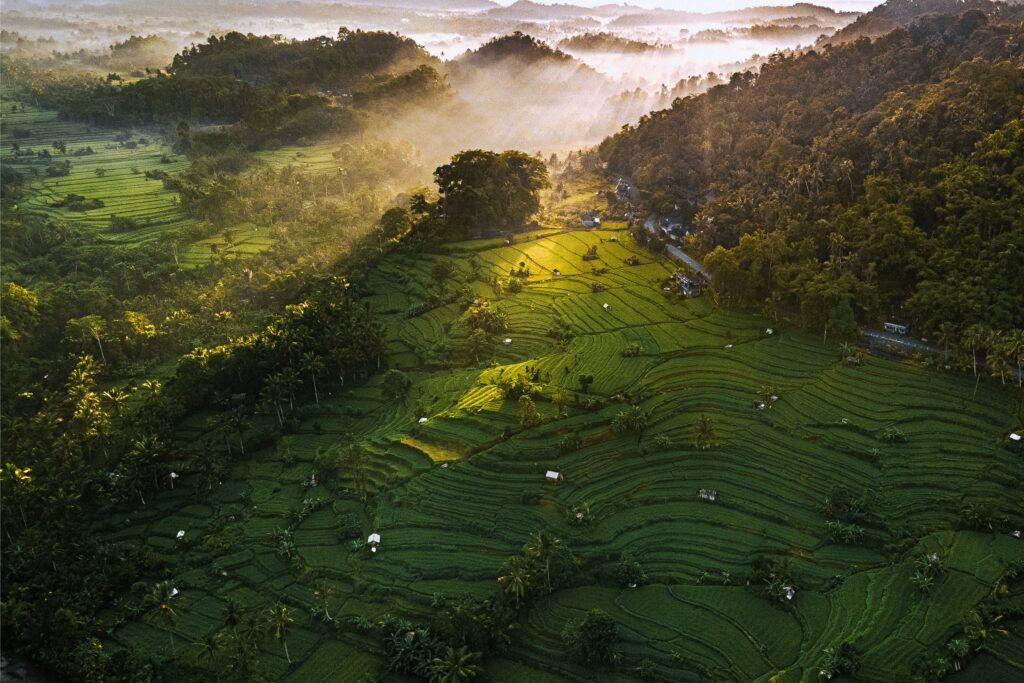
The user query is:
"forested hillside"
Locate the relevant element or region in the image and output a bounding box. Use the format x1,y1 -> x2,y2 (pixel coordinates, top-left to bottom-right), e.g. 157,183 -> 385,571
6,29 -> 448,149
601,9 -> 1024,361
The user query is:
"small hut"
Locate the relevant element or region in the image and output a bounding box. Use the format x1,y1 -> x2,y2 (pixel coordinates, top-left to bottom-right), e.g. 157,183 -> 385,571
367,533 -> 381,553
545,470 -> 563,482
698,488 -> 717,502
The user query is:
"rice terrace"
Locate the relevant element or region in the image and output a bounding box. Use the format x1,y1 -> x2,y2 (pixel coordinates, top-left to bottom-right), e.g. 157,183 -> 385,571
80,225 -> 1024,682
1,1 -> 1023,682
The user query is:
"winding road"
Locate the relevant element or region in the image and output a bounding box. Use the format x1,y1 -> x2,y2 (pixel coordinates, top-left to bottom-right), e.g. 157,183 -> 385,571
644,214 -> 710,278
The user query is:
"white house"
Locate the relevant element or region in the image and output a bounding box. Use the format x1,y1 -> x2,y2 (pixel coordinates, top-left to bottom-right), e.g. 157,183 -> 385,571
367,533 -> 381,553
545,470 -> 562,482
504,338 -> 512,344
1010,432 -> 1021,442
884,321 -> 909,335
602,303 -> 610,310
176,530 -> 185,540
784,586 -> 796,600
418,417 -> 428,423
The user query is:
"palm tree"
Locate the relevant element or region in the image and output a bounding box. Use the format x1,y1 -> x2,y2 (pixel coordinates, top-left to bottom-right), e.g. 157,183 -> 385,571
525,531 -> 562,593
693,414 -> 715,450
3,464 -> 34,529
551,385 -> 568,418
261,374 -> 287,425
269,602 -> 294,664
300,352 -> 325,406
343,443 -> 370,503
916,553 -> 942,577
962,324 -> 988,379
223,599 -> 243,632
910,570 -> 933,594
330,346 -> 350,386
985,330 -> 1011,385
194,632 -> 221,668
964,611 -> 1008,647
140,378 -> 163,396
150,581 -> 178,652
67,315 -> 107,363
937,322 -> 957,365
280,368 -> 302,411
102,387 -> 129,418
226,410 -> 248,455
611,405 -> 648,443
1007,329 -> 1024,388
468,328 -> 490,364
498,556 -> 532,610
430,646 -> 483,682
313,582 -> 335,622
130,435 -> 167,491
209,413 -> 236,457
947,638 -> 969,671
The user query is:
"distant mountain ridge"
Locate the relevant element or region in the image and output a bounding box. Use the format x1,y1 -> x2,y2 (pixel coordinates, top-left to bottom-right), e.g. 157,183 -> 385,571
824,0 -> 1017,42
609,3 -> 856,26
343,0 -> 499,10
487,1 -> 854,22
485,0 -> 648,20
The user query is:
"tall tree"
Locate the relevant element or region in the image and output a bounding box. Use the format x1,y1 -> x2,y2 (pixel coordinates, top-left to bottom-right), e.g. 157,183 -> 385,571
268,602 -> 294,664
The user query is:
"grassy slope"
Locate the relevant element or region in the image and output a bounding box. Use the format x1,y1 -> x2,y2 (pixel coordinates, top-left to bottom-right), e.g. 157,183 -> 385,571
92,210 -> 1023,680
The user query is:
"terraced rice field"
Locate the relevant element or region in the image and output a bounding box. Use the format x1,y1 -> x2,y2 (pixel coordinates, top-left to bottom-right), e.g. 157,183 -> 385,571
1,96 -> 274,265
95,227 -> 1023,680
0,98 -> 192,243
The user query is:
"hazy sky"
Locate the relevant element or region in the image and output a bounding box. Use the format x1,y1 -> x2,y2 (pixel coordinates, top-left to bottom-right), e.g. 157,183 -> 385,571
492,0 -> 880,10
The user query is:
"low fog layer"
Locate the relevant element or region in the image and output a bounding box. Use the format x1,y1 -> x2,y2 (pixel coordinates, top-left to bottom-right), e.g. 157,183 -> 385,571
2,0 -> 864,161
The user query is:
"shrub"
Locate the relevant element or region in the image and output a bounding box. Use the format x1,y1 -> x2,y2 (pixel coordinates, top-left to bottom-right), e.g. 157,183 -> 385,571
616,555 -> 646,587
562,609 -> 620,666
381,369 -> 411,400
558,432 -> 582,453
497,373 -> 539,400
621,344 -> 642,357
109,215 -> 140,232
45,161 -> 71,177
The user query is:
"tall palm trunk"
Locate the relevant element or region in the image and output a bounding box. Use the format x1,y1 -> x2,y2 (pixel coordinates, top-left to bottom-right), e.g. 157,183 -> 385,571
311,373 -> 319,405
94,335 -> 106,364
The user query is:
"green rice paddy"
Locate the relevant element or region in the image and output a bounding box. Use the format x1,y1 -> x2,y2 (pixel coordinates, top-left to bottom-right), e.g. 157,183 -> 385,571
1,100 -> 191,242
91,226 -> 1023,680
1,97 -> 274,266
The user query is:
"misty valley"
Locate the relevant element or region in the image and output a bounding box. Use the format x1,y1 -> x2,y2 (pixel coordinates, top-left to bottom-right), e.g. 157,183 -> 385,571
1,0 -> 1022,682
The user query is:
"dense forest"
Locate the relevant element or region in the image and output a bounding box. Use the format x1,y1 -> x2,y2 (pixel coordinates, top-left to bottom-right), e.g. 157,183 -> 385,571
602,6 -> 1024,366
5,29 -> 449,149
